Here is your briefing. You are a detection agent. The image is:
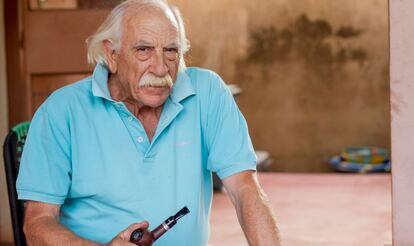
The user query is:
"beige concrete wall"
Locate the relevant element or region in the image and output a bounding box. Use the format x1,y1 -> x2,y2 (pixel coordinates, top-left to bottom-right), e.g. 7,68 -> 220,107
390,0 -> 414,244
0,0 -> 12,243
172,0 -> 389,171
0,0 -> 391,242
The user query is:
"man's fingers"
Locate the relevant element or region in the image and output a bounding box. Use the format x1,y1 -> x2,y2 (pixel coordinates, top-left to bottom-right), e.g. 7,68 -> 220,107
107,238 -> 137,246
106,222 -> 149,246
119,221 -> 149,240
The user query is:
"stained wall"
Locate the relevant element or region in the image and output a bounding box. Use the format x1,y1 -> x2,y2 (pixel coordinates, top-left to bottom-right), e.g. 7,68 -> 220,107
172,0 -> 390,171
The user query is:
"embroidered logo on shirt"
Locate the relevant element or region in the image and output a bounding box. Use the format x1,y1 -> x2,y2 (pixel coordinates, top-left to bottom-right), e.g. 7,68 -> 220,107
175,140 -> 193,147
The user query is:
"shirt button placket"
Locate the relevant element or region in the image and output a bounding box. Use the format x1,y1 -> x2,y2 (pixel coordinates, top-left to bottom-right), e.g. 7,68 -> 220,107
137,136 -> 144,143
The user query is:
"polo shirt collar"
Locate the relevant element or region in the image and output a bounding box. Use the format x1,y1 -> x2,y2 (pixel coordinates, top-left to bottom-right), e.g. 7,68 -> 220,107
91,63 -> 113,101
91,63 -> 195,103
170,69 -> 195,103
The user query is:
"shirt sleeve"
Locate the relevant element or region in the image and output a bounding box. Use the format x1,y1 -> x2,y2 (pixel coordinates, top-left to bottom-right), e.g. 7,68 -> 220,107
16,101 -> 72,205
204,72 -> 257,180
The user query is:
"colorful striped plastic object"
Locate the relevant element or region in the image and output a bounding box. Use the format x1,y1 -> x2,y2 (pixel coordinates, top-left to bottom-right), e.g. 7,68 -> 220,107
328,155 -> 391,173
340,147 -> 389,164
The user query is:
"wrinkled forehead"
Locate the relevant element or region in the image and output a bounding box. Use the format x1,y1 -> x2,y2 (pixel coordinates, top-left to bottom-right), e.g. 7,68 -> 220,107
123,4 -> 179,32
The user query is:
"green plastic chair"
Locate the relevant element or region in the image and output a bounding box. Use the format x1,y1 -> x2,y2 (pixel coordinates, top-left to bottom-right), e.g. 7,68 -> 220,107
3,121 -> 30,246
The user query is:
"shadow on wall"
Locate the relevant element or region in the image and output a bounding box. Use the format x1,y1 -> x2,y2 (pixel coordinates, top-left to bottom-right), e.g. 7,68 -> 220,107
234,13 -> 389,172
245,14 -> 367,66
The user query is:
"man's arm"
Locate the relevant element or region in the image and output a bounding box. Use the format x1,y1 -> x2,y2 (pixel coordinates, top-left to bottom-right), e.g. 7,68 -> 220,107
24,201 -> 146,246
222,170 -> 281,245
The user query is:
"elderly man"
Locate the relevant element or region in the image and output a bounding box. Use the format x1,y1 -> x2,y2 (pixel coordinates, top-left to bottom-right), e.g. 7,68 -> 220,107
16,0 -> 280,245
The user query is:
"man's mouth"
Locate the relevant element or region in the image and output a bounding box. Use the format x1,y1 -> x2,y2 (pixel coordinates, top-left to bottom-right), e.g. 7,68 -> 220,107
141,85 -> 168,88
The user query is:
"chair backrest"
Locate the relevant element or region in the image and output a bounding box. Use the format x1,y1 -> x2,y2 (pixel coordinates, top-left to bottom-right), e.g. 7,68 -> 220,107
3,122 -> 30,246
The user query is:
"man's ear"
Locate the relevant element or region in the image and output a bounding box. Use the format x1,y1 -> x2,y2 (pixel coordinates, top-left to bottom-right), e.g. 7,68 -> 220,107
103,40 -> 118,73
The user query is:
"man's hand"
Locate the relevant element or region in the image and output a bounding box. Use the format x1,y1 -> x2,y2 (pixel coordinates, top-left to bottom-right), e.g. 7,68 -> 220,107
106,221 -> 149,246
24,201 -> 149,246
222,170 -> 281,245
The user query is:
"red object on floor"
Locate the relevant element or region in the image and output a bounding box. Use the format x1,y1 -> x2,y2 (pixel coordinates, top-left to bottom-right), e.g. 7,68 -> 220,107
209,173 -> 391,246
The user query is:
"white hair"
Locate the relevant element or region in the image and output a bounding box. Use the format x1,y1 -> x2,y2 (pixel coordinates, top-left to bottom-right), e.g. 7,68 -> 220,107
86,0 -> 190,70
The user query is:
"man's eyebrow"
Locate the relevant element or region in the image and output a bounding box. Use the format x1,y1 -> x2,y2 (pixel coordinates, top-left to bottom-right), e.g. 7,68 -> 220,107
131,41 -> 153,48
130,41 -> 180,49
165,42 -> 180,48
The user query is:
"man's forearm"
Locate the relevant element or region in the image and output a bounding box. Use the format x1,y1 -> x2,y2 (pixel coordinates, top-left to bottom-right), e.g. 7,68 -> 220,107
223,171 -> 281,245
25,216 -> 101,246
235,188 -> 281,246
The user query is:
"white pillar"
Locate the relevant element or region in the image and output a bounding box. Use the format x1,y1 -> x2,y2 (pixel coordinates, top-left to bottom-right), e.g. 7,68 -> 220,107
390,0 -> 414,244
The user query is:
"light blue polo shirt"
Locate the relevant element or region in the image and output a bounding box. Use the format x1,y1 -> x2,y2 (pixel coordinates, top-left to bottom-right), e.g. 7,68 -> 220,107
16,64 -> 256,245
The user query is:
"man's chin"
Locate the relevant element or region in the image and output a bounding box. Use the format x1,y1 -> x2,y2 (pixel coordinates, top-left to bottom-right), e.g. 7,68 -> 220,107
141,98 -> 168,108
134,91 -> 170,108
138,86 -> 171,94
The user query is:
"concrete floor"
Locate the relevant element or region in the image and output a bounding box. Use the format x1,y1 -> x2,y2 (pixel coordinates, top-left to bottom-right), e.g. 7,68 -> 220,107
209,173 -> 392,246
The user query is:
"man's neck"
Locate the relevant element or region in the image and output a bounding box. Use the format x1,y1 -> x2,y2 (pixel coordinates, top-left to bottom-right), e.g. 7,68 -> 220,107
107,74 -> 131,102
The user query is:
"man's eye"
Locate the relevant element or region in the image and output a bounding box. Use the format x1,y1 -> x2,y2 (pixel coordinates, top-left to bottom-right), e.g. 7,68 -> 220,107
137,46 -> 151,52
135,46 -> 153,60
164,48 -> 178,60
164,48 -> 178,53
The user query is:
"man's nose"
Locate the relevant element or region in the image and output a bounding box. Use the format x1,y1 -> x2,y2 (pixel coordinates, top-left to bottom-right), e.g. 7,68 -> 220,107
150,50 -> 168,77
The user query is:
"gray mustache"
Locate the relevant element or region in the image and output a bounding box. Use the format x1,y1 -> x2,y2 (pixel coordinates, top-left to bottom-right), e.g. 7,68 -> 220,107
139,74 -> 173,88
